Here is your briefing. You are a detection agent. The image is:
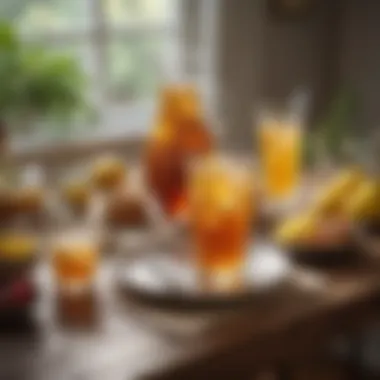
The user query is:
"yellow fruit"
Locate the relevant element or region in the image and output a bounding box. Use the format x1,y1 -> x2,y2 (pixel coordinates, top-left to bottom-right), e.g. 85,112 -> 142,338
345,180 -> 380,221
0,234 -> 37,261
275,212 -> 317,246
311,168 -> 364,215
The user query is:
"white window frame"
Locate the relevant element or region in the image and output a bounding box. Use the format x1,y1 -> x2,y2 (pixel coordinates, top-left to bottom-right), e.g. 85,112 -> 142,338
13,0 -> 180,148
10,0 -> 221,163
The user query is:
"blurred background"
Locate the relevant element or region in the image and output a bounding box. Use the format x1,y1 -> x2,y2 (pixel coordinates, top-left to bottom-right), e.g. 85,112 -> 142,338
1,1 -> 380,379
0,0 -> 377,166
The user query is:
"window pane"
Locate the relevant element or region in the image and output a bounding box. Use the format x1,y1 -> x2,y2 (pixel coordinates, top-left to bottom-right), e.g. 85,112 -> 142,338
105,0 -> 176,25
29,41 -> 99,103
107,35 -> 172,102
12,41 -> 99,140
13,0 -> 92,34
41,42 -> 98,83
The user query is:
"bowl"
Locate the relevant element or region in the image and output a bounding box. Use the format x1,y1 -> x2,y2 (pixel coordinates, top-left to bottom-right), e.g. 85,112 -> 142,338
361,218 -> 380,236
278,216 -> 358,267
285,238 -> 358,267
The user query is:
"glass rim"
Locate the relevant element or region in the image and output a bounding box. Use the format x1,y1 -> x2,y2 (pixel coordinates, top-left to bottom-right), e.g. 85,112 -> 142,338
253,108 -> 305,133
51,228 -> 101,248
188,154 -> 254,196
253,90 -> 310,126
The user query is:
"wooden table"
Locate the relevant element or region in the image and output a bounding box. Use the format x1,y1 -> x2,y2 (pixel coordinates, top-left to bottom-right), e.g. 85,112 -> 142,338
1,246 -> 380,380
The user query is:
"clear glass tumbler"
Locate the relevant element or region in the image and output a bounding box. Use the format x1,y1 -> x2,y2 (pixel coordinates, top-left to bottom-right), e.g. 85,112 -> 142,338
189,155 -> 253,289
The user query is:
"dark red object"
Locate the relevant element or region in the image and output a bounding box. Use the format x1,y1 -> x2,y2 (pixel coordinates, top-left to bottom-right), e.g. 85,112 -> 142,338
0,277 -> 35,310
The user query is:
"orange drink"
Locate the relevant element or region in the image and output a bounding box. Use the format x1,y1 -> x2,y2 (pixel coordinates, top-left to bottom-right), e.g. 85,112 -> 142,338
53,232 -> 98,292
145,125 -> 186,216
145,84 -> 213,218
189,156 -> 253,285
257,110 -> 303,202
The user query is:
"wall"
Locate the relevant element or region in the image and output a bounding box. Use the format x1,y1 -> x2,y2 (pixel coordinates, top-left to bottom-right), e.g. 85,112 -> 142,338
217,0 -> 337,151
14,0 -> 380,167
258,3 -> 327,107
218,0 -> 264,151
339,0 -> 380,130
255,0 -> 380,132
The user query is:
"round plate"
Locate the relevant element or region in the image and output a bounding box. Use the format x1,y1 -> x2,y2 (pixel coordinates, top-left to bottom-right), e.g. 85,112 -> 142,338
117,242 -> 291,310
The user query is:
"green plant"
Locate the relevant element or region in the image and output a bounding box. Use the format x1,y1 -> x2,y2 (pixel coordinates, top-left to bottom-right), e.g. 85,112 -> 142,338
0,21 -> 90,134
305,86 -> 360,167
319,86 -> 358,157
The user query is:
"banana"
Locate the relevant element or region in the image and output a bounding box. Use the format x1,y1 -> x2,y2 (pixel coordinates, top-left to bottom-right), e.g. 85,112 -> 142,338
311,168 -> 364,216
345,180 -> 380,221
275,212 -> 317,246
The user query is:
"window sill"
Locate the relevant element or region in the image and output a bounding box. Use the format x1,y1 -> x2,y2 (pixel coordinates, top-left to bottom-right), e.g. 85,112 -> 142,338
8,132 -> 147,166
8,100 -> 155,165
7,100 -> 223,166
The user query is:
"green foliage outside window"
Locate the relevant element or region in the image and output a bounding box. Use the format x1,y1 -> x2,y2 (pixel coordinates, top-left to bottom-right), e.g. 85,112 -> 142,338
0,21 -> 89,135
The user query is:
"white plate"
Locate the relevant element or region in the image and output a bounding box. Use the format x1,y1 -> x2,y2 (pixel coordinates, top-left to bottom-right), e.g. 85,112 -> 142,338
117,242 -> 292,310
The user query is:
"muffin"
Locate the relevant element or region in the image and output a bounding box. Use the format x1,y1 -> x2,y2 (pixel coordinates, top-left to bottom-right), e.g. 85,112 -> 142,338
92,156 -> 126,192
0,186 -> 16,224
105,189 -> 148,229
14,187 -> 45,216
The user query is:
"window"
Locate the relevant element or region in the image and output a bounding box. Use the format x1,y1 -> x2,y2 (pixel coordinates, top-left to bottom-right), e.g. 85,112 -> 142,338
2,0 -> 179,145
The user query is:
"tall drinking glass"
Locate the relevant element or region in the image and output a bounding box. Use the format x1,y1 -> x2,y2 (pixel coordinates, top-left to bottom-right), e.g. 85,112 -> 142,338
145,84 -> 213,219
189,156 -> 253,289
52,230 -> 99,294
256,107 -> 303,207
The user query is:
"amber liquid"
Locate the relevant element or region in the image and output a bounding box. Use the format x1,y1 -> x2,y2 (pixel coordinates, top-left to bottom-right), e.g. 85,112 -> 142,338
190,159 -> 252,276
145,129 -> 187,216
194,210 -> 250,272
145,86 -> 213,217
53,244 -> 97,288
258,120 -> 302,201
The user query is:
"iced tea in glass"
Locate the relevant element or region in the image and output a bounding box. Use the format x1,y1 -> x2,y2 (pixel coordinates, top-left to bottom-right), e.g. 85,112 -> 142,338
145,85 -> 213,217
257,109 -> 303,203
145,126 -> 186,216
189,156 -> 253,287
53,231 -> 98,293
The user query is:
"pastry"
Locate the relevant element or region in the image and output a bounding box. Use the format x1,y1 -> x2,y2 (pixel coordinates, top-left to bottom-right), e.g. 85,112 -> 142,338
105,189 -> 148,229
14,187 -> 44,215
0,186 -> 16,222
92,156 -> 126,191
